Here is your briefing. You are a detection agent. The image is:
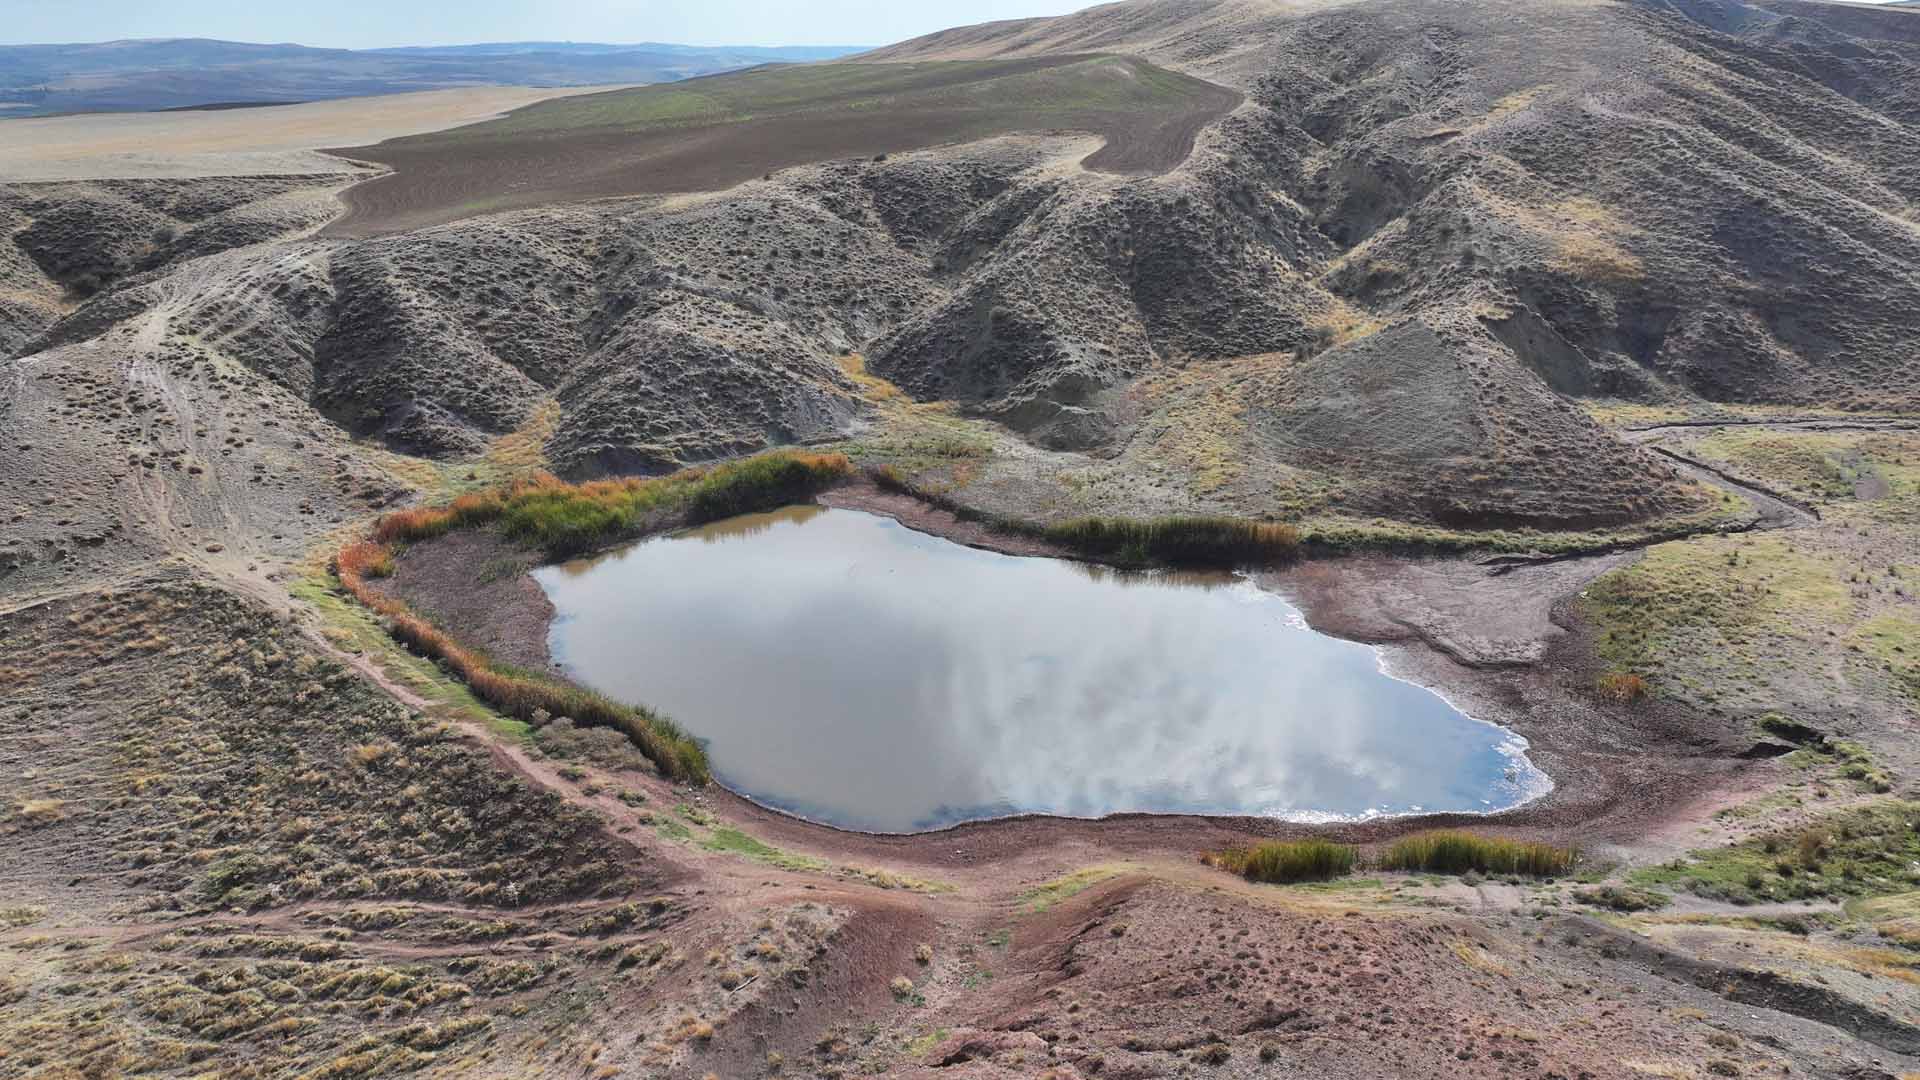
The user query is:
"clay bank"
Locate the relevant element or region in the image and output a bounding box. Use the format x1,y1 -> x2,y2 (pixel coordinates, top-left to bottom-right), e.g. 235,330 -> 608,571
533,505 -> 1551,833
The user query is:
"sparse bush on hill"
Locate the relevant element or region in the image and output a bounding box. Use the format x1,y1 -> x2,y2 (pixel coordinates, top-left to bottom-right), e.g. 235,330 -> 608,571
1595,671 -> 1649,704
1205,840 -> 1357,884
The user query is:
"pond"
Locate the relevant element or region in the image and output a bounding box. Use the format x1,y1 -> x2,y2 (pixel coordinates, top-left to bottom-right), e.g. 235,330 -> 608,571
534,505 -> 1549,833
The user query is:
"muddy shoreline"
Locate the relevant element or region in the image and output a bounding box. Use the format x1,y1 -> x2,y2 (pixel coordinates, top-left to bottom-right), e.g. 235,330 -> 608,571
373,478 -> 1771,860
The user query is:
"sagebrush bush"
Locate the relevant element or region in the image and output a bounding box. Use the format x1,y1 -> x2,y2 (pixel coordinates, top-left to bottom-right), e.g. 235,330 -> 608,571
1205,839 -> 1357,883
1377,830 -> 1574,877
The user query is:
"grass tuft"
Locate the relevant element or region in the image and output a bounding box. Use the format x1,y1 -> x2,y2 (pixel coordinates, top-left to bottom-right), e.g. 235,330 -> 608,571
1204,840 -> 1357,884
868,464 -> 1298,568
1041,516 -> 1301,567
1378,831 -> 1575,877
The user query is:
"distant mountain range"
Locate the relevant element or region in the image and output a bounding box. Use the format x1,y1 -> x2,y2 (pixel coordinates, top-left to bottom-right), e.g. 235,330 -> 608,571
0,38 -> 867,117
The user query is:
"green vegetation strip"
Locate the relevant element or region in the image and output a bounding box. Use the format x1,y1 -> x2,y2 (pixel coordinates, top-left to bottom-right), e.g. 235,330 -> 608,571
1378,830 -> 1576,877
869,465 -> 1301,567
1204,831 -> 1575,886
869,464 -> 1745,565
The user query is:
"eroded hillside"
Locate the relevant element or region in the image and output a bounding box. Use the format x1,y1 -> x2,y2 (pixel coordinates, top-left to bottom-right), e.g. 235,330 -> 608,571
5,1 -> 1920,1078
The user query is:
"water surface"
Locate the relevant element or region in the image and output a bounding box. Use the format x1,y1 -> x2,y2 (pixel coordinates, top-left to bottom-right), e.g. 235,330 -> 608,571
536,506 -> 1547,832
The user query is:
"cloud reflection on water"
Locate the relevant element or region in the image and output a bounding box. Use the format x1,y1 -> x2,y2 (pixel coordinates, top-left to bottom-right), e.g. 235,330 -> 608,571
535,506 -> 1548,833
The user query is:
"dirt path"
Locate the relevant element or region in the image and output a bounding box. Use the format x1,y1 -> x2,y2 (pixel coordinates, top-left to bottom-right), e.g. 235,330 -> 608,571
1622,415 -> 1920,439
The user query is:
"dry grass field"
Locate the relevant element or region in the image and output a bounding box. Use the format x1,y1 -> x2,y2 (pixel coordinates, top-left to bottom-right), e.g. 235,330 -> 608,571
323,55 -> 1241,234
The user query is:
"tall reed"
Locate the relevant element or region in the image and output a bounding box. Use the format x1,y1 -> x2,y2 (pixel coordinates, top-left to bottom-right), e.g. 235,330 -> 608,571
374,450 -> 852,558
1376,830 -> 1575,876
866,465 -> 1299,568
1205,839 -> 1358,883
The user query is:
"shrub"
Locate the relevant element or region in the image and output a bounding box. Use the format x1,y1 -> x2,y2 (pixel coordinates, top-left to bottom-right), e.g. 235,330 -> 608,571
1205,840 -> 1357,884
1378,830 -> 1575,877
1193,1043 -> 1230,1065
1595,671 -> 1649,704
1573,884 -> 1669,912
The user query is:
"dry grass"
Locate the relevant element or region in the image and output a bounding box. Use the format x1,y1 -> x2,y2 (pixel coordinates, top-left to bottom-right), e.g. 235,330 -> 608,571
1204,840 -> 1358,884
374,449 -> 852,558
1596,671 -> 1650,704
1378,831 -> 1575,877
835,352 -> 909,403
337,543 -> 709,783
868,464 -> 1299,567
1554,232 -> 1644,284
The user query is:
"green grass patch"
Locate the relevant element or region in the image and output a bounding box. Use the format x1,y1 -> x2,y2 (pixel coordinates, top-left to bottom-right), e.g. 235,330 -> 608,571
1578,533 -> 1850,688
1204,840 -> 1358,884
1019,866 -> 1127,913
1692,430 -> 1858,502
1377,831 -> 1575,877
1633,800 -> 1920,905
867,464 -> 1744,567
1852,614 -> 1920,703
699,827 -> 828,872
376,449 -> 852,560
905,1028 -> 951,1058
867,465 -> 1299,567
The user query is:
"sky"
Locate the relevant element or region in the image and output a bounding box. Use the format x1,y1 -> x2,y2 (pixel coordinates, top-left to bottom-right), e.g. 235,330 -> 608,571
2,0 -> 1097,50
